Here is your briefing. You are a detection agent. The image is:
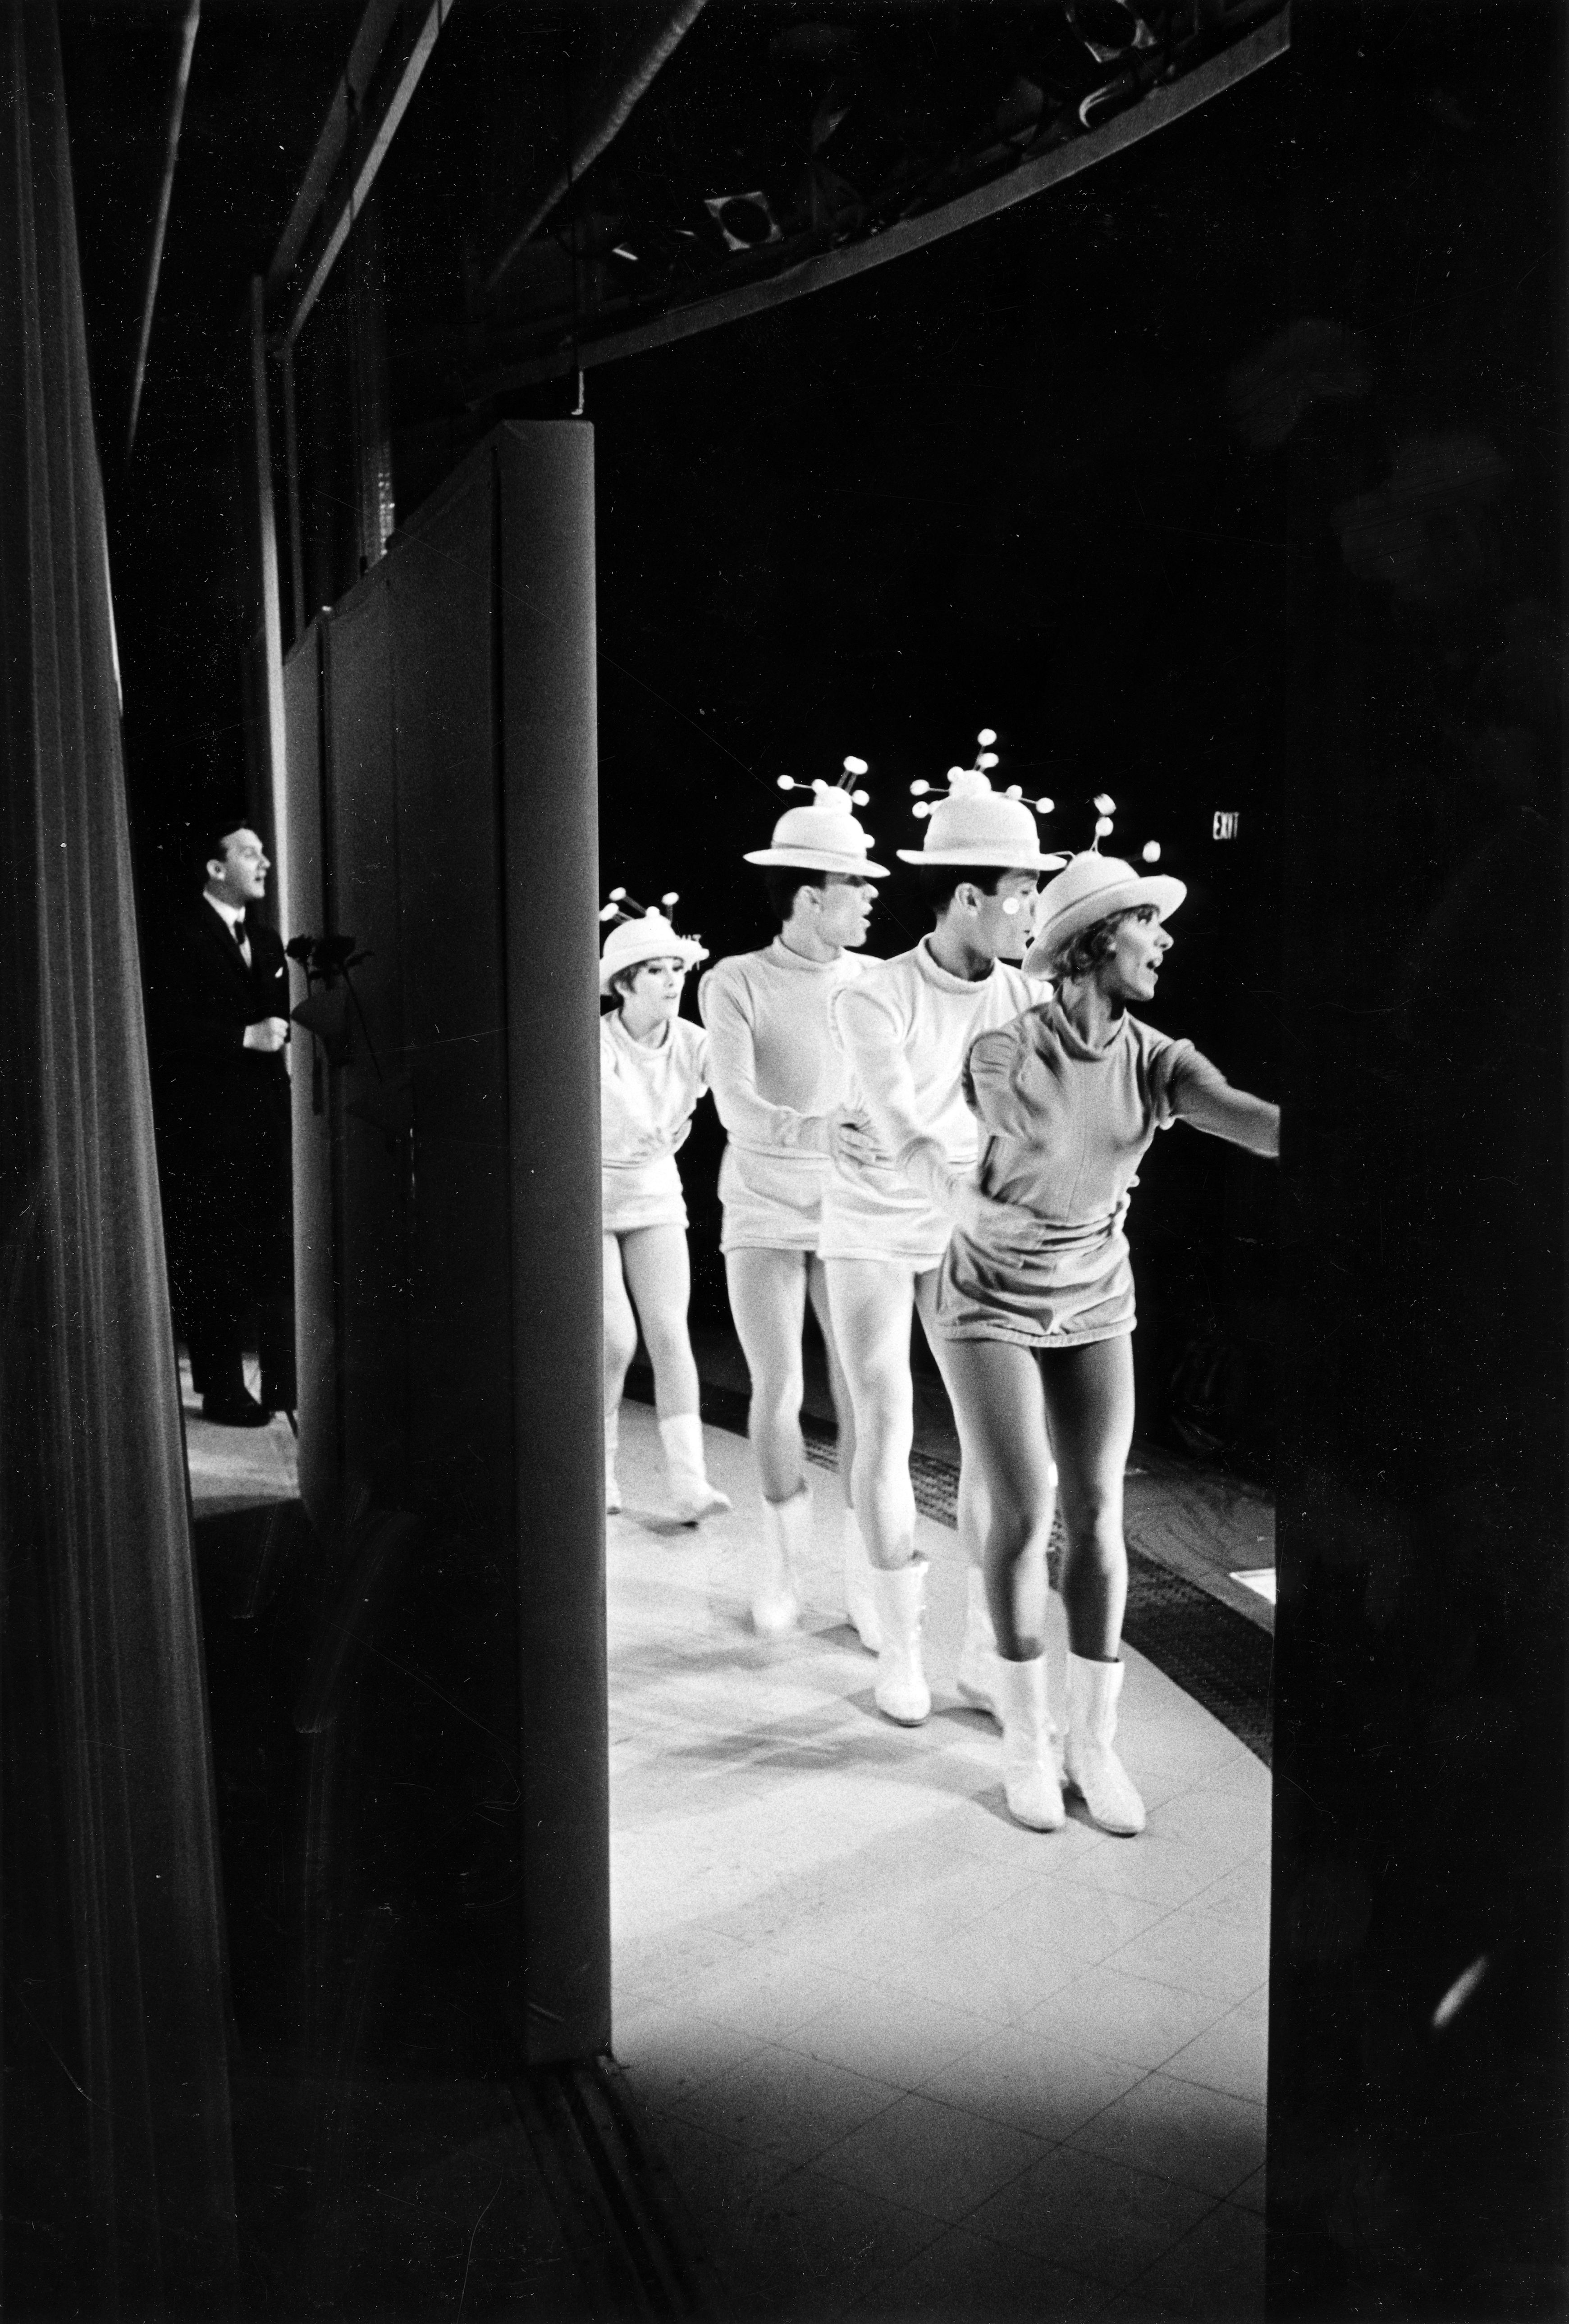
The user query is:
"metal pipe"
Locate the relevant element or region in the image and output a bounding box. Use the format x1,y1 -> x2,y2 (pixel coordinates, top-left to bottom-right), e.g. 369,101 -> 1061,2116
267,0 -> 402,297
250,277 -> 291,937
480,0 -> 708,307
472,6 -> 1288,397
274,0 -> 455,352
281,341 -> 306,645
125,0 -> 200,461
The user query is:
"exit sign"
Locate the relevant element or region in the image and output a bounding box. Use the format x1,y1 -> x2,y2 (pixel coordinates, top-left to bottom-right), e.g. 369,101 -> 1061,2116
1212,811 -> 1240,840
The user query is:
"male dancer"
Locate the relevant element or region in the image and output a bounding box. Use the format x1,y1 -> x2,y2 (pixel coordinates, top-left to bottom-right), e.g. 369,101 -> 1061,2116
700,768 -> 886,1637
822,746 -> 1061,1724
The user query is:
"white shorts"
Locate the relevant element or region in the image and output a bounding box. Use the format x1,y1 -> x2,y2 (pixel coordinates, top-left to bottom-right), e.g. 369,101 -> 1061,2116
602,1158 -> 687,1235
718,1146 -> 825,1254
817,1161 -> 950,1273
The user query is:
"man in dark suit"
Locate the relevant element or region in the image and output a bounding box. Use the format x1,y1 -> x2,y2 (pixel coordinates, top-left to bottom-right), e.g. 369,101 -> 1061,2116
153,817 -> 294,1425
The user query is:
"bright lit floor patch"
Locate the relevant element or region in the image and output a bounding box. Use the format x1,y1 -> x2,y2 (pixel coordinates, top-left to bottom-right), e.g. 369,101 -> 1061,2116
1231,1568 -> 1276,1606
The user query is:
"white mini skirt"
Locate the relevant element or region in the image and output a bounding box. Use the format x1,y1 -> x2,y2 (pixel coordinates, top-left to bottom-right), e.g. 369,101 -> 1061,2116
817,1160 -> 951,1274
602,1156 -> 688,1235
718,1145 -> 827,1254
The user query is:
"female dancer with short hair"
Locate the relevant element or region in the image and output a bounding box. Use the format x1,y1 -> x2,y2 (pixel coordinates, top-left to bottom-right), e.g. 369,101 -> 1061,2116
600,899 -> 731,1523
932,850 -> 1279,1835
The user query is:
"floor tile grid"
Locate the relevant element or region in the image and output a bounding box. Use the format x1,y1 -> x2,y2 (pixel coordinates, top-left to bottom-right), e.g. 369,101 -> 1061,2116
607,1407 -> 1270,2317
643,2068 -> 1263,2319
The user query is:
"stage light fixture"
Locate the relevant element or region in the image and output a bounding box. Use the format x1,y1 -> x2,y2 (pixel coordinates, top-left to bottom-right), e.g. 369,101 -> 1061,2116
1065,0 -> 1157,66
704,192 -> 782,251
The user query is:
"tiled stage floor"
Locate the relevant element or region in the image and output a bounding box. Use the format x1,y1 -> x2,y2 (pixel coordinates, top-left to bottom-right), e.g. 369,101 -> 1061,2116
608,1404 -> 1270,2322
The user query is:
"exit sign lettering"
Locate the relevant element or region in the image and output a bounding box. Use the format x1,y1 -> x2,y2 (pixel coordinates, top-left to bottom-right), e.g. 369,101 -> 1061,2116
1212,811 -> 1240,840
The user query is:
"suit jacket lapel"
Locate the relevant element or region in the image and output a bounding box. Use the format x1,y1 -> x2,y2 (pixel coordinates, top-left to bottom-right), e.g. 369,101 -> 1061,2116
198,902 -> 254,995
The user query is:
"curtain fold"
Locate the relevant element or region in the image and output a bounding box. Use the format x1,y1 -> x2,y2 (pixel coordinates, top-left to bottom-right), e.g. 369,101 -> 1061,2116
0,3 -> 237,2311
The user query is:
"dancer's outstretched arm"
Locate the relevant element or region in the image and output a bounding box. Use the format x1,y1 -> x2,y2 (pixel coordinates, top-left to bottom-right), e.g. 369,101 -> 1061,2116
1174,1056 -> 1280,1157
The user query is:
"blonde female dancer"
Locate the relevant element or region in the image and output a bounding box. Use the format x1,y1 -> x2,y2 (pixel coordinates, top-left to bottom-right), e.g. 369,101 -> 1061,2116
600,897 -> 730,1523
932,850 -> 1279,1834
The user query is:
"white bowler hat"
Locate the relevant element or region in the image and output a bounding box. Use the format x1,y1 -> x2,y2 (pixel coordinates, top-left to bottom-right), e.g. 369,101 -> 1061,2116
745,763 -> 889,877
599,907 -> 708,992
896,732 -> 1065,871
1024,851 -> 1186,977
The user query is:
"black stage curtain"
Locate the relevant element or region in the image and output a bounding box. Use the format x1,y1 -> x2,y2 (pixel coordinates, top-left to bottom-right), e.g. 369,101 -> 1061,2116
0,5 -> 236,2312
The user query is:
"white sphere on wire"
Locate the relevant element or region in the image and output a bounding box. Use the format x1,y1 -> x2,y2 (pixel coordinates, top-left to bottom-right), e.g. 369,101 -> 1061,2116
610,886 -> 626,899
1095,816 -> 1114,838
851,789 -> 869,805
1094,793 -> 1116,815
1036,796 -> 1054,814
844,755 -> 868,775
977,728 -> 997,747
910,779 -> 929,795
978,751 -> 999,770
1005,784 -> 1022,800
947,766 -> 964,781
661,891 -> 679,907
913,801 -> 930,819
776,775 -> 791,790
1142,841 -> 1162,863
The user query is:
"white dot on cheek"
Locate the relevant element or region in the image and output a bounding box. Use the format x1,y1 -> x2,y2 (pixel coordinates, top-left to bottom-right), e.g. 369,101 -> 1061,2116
1001,898 -> 1021,916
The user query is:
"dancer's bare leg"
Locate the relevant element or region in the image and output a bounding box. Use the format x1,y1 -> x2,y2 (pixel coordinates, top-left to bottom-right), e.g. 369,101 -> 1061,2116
937,1337 -> 1056,1657
824,1258 -> 918,1570
624,1224 -> 728,1520
939,1335 -> 1130,1657
620,1224 -> 700,1418
603,1232 -> 640,1417
914,1271 -> 985,1578
726,1246 -> 810,1502
807,1255 -> 857,1505
1038,1338 -> 1133,1660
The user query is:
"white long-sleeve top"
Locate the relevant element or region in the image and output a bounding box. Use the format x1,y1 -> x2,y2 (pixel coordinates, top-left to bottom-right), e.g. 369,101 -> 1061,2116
698,939 -> 865,1157
828,938 -> 1044,1180
599,1009 -> 709,1169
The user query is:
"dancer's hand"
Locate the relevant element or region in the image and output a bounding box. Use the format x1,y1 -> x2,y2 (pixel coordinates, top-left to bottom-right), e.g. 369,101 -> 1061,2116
827,1108 -> 883,1173
949,1180 -> 1046,1248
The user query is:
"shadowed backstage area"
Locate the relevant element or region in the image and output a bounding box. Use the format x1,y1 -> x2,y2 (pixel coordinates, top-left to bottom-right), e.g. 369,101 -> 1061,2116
2,2 -> 1564,2320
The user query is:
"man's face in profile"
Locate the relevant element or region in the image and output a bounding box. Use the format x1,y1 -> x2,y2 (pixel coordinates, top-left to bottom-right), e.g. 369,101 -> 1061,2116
207,827 -> 268,908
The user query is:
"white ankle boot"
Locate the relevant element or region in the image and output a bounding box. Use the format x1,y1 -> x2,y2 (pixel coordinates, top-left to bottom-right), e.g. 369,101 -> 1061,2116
659,1414 -> 731,1523
996,1657 -> 1066,1831
750,1487 -> 805,1636
842,1507 -> 881,1653
870,1558 -> 930,1726
605,1407 -> 622,1515
1064,1654 -> 1145,1835
956,1566 -> 1001,1720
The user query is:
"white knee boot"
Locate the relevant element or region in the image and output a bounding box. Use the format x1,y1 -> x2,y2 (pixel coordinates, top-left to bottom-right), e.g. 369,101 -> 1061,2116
605,1407 -> 622,1516
750,1486 -> 805,1636
997,1656 -> 1066,1831
870,1558 -> 930,1726
659,1414 -> 732,1524
956,1566 -> 1001,1721
842,1506 -> 881,1653
1064,1654 -> 1145,1836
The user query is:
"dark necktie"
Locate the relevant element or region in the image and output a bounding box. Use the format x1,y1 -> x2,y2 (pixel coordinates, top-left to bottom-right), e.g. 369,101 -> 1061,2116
233,917 -> 249,963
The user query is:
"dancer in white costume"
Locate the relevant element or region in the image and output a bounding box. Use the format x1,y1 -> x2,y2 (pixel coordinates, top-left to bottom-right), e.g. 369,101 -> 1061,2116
822,736 -> 1064,1726
699,765 -> 887,1639
933,849 -> 1279,1834
599,896 -> 732,1524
